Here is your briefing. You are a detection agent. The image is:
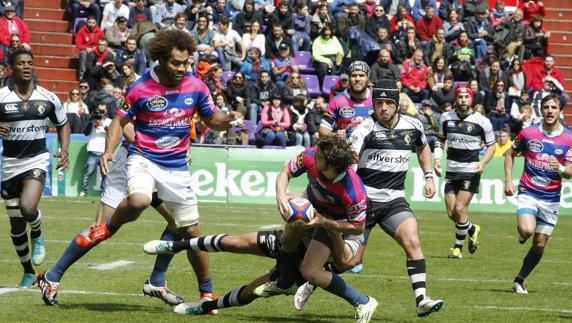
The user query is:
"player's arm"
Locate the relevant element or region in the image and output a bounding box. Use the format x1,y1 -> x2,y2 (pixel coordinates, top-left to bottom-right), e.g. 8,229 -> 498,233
548,155 -> 572,179
503,147 -> 519,196
203,110 -> 243,131
55,122 -> 71,171
477,143 -> 496,173
330,232 -> 365,272
309,210 -> 365,235
122,121 -> 136,143
100,115 -> 129,175
276,163 -> 295,221
416,143 -> 436,198
476,119 -> 497,173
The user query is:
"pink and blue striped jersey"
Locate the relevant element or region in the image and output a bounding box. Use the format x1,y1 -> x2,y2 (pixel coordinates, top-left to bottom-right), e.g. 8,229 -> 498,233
288,147 -> 367,225
513,125 -> 572,202
320,89 -> 373,137
118,68 -> 217,170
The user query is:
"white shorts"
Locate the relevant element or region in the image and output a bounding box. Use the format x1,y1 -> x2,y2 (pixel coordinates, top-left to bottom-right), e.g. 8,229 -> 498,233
517,194 -> 559,236
100,146 -> 129,209
126,154 -> 199,228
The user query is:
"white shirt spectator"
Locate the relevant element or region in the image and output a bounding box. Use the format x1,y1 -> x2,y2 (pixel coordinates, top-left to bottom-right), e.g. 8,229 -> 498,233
101,2 -> 130,30
87,118 -> 112,154
214,29 -> 242,55
242,33 -> 266,56
63,101 -> 89,115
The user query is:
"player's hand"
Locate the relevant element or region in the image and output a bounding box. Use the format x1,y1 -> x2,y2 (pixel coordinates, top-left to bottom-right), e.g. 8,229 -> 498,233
0,123 -> 10,138
55,150 -> 70,171
475,162 -> 485,173
548,156 -> 561,171
100,152 -> 116,176
335,129 -> 346,137
304,210 -> 324,229
434,159 -> 442,177
505,180 -> 516,196
425,178 -> 436,198
228,111 -> 244,128
277,195 -> 291,221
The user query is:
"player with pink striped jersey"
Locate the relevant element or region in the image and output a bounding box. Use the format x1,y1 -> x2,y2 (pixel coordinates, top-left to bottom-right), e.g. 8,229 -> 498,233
504,94 -> 572,294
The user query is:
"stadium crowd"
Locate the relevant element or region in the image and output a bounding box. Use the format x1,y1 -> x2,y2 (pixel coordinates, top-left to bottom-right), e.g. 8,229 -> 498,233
0,0 -> 566,151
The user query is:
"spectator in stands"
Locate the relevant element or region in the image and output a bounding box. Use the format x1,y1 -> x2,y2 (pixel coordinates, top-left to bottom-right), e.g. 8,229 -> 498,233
154,0 -> 185,28
203,64 -> 225,94
291,3 -> 312,54
79,103 -> 111,196
88,59 -> 124,90
234,0 -> 263,35
268,1 -> 294,35
524,14 -> 550,58
85,78 -> 113,113
518,0 -> 545,23
128,0 -> 152,28
494,130 -> 511,156
449,31 -> 476,81
390,5 -> 415,41
531,77 -> 560,115
69,0 -> 101,27
511,104 -> 537,134
443,8 -> 465,42
430,75 -> 455,111
63,87 -> 89,133
211,0 -> 230,25
214,17 -> 246,71
306,95 -> 325,145
370,49 -> 400,86
184,0 -> 209,31
258,91 -> 290,148
494,8 -> 525,63
311,3 -> 334,39
283,71 -> 309,104
114,36 -> 146,75
78,79 -> 92,103
130,20 -> 158,54
397,79 -> 418,114
76,16 -> 105,80
478,59 -> 506,97
489,0 -> 508,26
465,7 -> 493,59
395,27 -> 419,64
0,62 -> 7,87
416,6 -> 443,46
439,0 -> 463,22
412,0 -> 438,22
250,70 -> 278,123
0,0 -> 21,18
365,5 -> 391,40
266,24 -> 293,60
510,90 -> 534,127
424,27 -> 453,65
288,94 -> 311,147
417,99 -> 440,149
526,56 -> 566,95
312,23 -> 344,89
224,71 -> 250,118
428,56 -> 452,92
106,16 -> 131,49
166,12 -> 190,33
374,27 -> 394,55
329,73 -> 349,100
120,60 -> 140,88
85,38 -> 115,80
242,20 -> 266,56
467,78 -> 484,106
101,0 -> 130,31
0,5 -> 29,49
463,0 -> 488,22
336,3 -> 366,39
240,47 -> 272,83
484,79 -> 510,131
400,48 -> 429,103
272,42 -> 299,90
506,58 -> 526,100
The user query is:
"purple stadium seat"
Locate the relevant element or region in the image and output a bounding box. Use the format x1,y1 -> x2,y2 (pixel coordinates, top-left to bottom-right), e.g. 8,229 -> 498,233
301,74 -> 321,97
296,51 -> 315,74
230,120 -> 256,145
73,17 -> 87,35
322,75 -> 339,95
222,71 -> 236,85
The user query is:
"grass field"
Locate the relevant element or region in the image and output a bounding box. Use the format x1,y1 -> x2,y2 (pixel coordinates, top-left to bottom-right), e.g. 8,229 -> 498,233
0,197 -> 571,322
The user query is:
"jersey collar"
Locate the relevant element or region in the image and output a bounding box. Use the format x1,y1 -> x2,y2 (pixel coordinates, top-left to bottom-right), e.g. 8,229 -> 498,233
539,123 -> 564,138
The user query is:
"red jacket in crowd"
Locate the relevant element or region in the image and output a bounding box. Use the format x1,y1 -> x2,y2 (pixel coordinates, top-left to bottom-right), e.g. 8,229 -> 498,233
0,15 -> 30,47
415,16 -> 443,41
75,24 -> 105,51
523,57 -> 566,91
517,0 -> 546,22
400,59 -> 428,90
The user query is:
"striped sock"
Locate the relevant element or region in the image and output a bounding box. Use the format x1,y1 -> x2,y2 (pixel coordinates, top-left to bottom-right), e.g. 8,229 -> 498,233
467,221 -> 475,237
29,209 -> 42,239
454,221 -> 470,250
202,286 -> 250,312
9,216 -> 34,274
172,234 -> 227,253
407,259 -> 426,306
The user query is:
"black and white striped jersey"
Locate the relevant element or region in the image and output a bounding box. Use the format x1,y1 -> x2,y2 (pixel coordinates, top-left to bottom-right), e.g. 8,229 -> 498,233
350,115 -> 426,203
0,85 -> 67,180
438,110 -> 495,174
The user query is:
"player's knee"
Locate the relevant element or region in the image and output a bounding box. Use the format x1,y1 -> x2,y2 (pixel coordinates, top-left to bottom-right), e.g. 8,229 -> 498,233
517,225 -> 534,239
532,239 -> 546,253
127,194 -> 151,211
300,266 -> 320,285
19,206 -> 37,220
181,224 -> 200,239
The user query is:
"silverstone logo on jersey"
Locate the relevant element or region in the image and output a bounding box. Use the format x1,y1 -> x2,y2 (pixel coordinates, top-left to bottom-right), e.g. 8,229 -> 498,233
339,107 -> 355,118
527,140 -> 543,153
147,96 -> 168,111
184,97 -> 194,105
367,153 -> 410,163
4,103 -> 18,113
10,125 -> 47,133
155,136 -> 180,148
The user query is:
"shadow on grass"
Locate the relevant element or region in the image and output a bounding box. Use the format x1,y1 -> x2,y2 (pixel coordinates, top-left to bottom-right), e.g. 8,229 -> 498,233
482,287 -> 536,294
57,302 -> 165,313
236,313 -> 351,322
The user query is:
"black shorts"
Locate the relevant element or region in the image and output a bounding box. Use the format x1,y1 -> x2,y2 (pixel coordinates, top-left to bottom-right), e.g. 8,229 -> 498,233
257,230 -> 283,259
444,172 -> 481,194
1,168 -> 46,200
366,197 -> 415,237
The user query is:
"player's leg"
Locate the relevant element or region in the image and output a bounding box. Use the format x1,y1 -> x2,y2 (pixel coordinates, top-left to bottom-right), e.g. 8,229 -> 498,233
4,197 -> 36,288
274,223 -> 306,290
19,175 -> 46,267
515,194 -> 538,244
450,190 -> 475,255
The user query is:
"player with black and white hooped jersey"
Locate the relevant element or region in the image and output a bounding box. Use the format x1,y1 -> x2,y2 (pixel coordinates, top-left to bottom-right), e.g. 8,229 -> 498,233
348,81 -> 444,317
433,86 -> 496,259
0,49 -> 70,289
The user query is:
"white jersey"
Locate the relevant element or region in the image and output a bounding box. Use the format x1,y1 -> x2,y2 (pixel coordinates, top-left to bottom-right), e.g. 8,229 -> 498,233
350,114 -> 426,203
438,109 -> 495,174
0,85 -> 67,180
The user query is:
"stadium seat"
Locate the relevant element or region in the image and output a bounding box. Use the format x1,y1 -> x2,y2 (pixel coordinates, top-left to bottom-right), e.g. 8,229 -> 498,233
222,71 -> 235,85
322,75 -> 339,95
301,74 -> 321,97
73,17 -> 87,35
296,51 -> 315,74
230,120 -> 256,145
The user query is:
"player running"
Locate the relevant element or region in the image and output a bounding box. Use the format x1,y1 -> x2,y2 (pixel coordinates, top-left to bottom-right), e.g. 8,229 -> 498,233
434,86 -> 496,259
0,49 -> 70,288
504,94 -> 572,294
37,30 -> 242,306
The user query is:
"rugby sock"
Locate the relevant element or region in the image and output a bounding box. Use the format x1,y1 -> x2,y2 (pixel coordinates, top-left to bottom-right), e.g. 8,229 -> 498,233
198,277 -> 214,294
202,286 -> 251,311
516,248 -> 543,280
276,251 -> 299,289
325,272 -> 369,306
467,221 -> 476,237
149,228 -> 182,287
171,234 -> 228,253
9,216 -> 34,274
28,209 -> 42,239
454,221 -> 470,250
46,235 -> 94,282
406,259 -> 426,306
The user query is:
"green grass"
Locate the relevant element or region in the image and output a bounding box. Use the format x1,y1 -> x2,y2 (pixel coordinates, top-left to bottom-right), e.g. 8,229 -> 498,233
0,198 -> 571,322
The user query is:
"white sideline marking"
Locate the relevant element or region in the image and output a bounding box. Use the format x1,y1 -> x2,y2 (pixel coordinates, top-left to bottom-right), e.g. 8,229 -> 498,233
259,224 -> 285,230
0,288 -> 19,295
468,305 -> 572,314
89,260 -> 133,270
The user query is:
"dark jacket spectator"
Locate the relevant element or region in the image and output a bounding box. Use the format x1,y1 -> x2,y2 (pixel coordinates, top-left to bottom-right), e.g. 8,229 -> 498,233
439,0 -> 463,21
114,39 -> 146,76
370,50 -> 400,86
266,24 -> 293,60
234,0 -> 263,35
411,0 -> 438,22
365,5 -> 391,39
128,2 -> 153,27
463,0 -> 488,22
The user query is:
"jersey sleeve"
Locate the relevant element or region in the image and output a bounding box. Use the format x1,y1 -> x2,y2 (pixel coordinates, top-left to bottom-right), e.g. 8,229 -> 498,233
287,151 -> 307,177
47,92 -> 68,128
346,198 -> 367,225
349,118 -> 370,159
512,130 -> 527,152
196,81 -> 217,119
438,113 -> 446,139
408,116 -> 427,147
564,147 -> 572,165
481,116 -> 496,146
120,89 -> 138,121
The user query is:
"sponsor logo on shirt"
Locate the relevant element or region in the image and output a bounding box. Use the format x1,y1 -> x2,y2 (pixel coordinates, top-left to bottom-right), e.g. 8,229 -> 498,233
555,148 -> 564,155
339,107 -> 355,118
4,103 -> 18,113
528,140 -> 543,153
184,97 -> 194,105
530,176 -> 551,187
147,96 -> 168,111
155,136 -> 181,148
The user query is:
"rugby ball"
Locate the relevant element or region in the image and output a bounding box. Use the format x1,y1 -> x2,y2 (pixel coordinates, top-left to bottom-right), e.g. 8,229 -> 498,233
287,197 -> 314,225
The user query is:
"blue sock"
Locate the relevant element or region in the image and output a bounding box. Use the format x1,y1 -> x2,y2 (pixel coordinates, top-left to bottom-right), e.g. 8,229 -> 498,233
517,248 -> 543,279
149,228 -> 182,287
324,272 -> 368,306
199,277 -> 213,294
46,237 -> 94,282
